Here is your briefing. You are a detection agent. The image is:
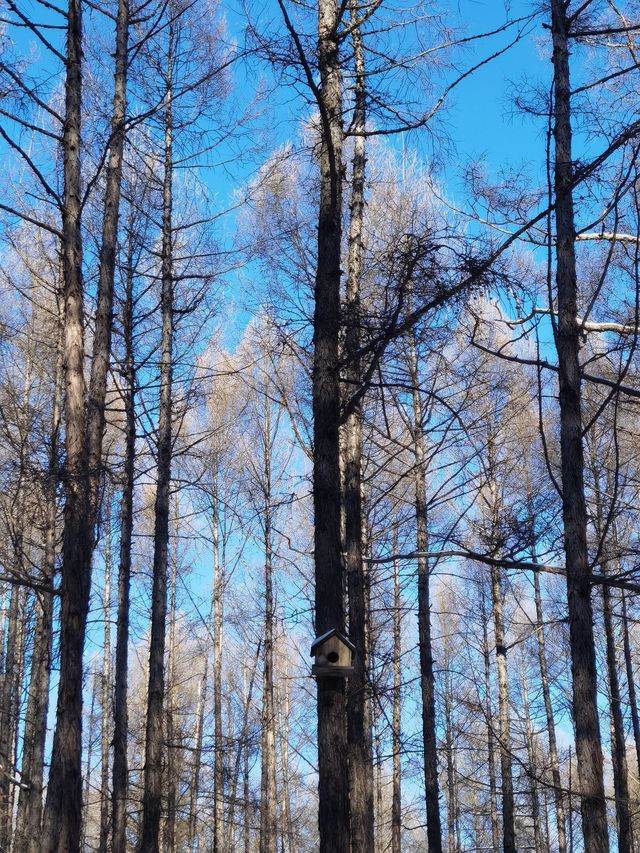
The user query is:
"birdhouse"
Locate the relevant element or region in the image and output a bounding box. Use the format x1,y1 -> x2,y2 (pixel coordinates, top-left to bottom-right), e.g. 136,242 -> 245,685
310,628 -> 355,677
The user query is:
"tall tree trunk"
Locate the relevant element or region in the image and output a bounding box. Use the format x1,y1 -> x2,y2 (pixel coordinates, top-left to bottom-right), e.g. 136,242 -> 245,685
225,646 -> 260,853
550,3 -> 608,849
212,469 -> 224,853
522,654 -> 544,853
481,587 -> 500,852
530,531 -> 567,853
260,396 -> 278,853
139,25 -> 174,848
391,545 -> 402,853
99,498 -> 113,853
44,0 -> 128,833
590,463 -> 633,853
1,315 -> 34,849
373,701 -> 384,853
164,510 -> 179,853
14,306 -> 63,853
10,595 -> 27,836
408,330 -> 443,853
112,215 -> 137,853
40,0 -> 85,839
313,1 -> 349,851
187,644 -> 208,851
0,583 -> 22,848
602,593 -> 633,853
83,669 -> 99,849
621,591 -> 640,777
244,702 -> 250,853
343,7 -> 375,852
490,561 -> 516,853
279,652 -> 296,853
443,636 -> 456,853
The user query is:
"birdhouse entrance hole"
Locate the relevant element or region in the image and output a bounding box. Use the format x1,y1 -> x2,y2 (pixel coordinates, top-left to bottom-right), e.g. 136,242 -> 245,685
327,651 -> 339,663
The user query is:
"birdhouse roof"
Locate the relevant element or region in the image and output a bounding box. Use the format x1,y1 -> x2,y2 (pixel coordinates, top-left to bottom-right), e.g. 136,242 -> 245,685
310,628 -> 355,656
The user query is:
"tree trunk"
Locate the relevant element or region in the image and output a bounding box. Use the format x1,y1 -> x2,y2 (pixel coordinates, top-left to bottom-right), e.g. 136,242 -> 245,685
44,0 -> 128,834
490,561 -> 516,853
531,534 -> 567,853
481,587 -> 500,852
164,511 -> 179,853
279,652 -> 296,853
244,702 -> 250,853
602,592 -> 633,853
621,591 -> 640,777
373,702 -> 384,853
225,646 -> 260,853
590,464 -> 633,853
443,637 -> 456,853
343,7 -> 375,852
260,396 -> 278,853
99,498 -> 112,853
14,306 -> 63,853
212,469 -> 224,853
0,583 -> 22,848
391,545 -> 402,853
187,644 -> 208,851
139,25 -> 174,848
408,330 -> 443,853
550,3 -> 608,849
112,214 -> 137,853
83,669 -> 99,849
40,0 -> 86,843
522,654 -> 544,853
314,1 -> 349,851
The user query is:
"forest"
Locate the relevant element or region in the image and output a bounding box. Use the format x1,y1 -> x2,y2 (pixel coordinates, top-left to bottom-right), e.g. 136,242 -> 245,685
2,0 -> 640,850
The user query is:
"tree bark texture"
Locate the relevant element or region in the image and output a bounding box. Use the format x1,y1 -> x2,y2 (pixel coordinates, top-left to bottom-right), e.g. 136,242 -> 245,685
314,1 -> 349,851
550,4 -> 608,850
408,330 -> 443,853
139,31 -> 174,849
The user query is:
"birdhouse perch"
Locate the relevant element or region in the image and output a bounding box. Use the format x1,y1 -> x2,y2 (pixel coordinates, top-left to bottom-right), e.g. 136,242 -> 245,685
310,628 -> 355,677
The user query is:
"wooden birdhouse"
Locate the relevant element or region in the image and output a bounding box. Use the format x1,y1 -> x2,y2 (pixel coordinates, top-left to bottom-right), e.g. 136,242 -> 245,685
310,628 -> 355,677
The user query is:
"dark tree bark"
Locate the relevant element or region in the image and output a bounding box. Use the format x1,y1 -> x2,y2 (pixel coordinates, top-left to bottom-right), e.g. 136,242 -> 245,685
550,3 -> 608,850
522,656 -> 545,853
408,330 -> 443,853
43,0 -> 128,836
489,560 -> 516,853
602,581 -> 633,853
40,0 -> 86,843
590,462 -> 633,853
112,215 -> 137,853
313,1 -> 349,851
260,396 -> 278,853
530,528 -> 567,853
139,24 -> 174,848
99,498 -> 113,853
480,587 -> 500,852
163,514 -> 179,853
391,542 -> 402,853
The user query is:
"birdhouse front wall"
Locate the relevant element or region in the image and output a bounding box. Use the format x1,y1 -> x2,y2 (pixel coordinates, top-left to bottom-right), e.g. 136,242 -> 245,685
315,635 -> 352,667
